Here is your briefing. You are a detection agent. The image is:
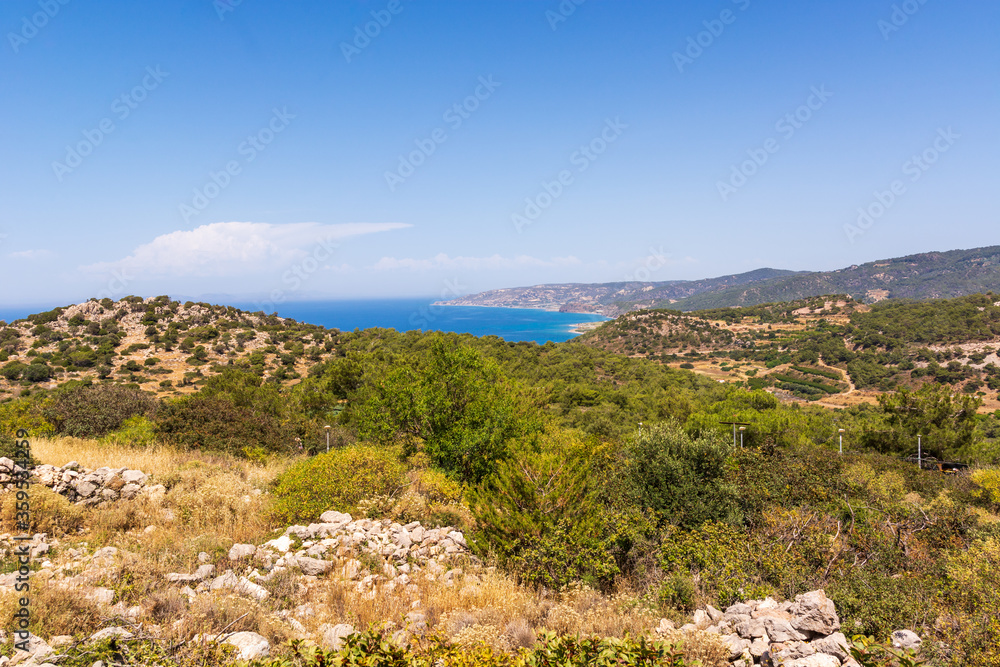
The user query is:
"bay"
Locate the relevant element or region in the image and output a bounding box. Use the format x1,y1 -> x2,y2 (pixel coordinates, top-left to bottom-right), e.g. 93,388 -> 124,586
230,298 -> 608,344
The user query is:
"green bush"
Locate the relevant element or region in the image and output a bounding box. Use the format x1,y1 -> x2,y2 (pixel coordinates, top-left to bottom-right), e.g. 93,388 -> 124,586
270,445 -> 407,524
469,429 -> 619,589
44,383 -> 156,437
101,415 -> 157,448
617,422 -> 740,529
154,394 -> 287,455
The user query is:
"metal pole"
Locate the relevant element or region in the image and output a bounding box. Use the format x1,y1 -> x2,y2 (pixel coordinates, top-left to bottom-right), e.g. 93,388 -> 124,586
917,434 -> 921,469
739,427 -> 745,449
733,422 -> 737,448
325,425 -> 331,453
838,428 -> 844,455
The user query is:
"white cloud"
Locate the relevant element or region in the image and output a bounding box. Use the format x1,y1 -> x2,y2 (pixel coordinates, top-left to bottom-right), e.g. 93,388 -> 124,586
83,222 -> 409,278
372,253 -> 581,271
7,249 -> 54,260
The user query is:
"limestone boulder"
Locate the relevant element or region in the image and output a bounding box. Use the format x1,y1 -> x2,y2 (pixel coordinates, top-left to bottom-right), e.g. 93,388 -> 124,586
789,589 -> 840,636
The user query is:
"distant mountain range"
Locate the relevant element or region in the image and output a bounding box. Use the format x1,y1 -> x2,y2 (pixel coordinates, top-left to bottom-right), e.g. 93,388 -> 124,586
437,246 -> 1000,316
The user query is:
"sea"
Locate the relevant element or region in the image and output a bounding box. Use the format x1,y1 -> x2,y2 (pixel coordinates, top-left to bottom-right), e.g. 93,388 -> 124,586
0,298 -> 609,345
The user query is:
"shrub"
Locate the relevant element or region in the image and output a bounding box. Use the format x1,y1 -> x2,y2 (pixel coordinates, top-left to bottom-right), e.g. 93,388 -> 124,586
617,422 -> 740,529
102,415 -> 158,448
469,429 -> 618,589
45,383 -> 156,438
270,445 -> 407,524
0,398 -> 54,440
154,394 -> 287,455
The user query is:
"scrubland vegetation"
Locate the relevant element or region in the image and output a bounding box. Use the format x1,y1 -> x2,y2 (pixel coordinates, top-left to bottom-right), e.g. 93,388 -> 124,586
1,297 -> 1000,665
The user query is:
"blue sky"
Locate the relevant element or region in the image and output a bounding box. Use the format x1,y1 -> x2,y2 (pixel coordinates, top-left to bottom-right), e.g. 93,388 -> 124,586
1,0 -> 998,308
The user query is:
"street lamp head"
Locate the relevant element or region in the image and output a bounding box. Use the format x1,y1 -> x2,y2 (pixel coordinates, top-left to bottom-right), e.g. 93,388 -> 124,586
838,428 -> 845,433
739,426 -> 746,431
324,425 -> 331,430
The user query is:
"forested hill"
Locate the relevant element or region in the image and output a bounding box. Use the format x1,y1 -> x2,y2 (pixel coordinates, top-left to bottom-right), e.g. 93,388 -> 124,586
578,293 -> 1000,413
440,245 -> 1000,315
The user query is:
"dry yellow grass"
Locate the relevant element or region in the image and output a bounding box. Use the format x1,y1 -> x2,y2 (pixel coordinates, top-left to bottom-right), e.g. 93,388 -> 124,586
30,436 -> 291,486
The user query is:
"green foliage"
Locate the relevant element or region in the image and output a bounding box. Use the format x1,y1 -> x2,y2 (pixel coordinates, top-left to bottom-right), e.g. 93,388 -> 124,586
101,415 -> 157,448
0,398 -> 54,440
846,635 -> 929,667
937,537 -> 1000,666
154,368 -> 291,456
155,394 -> 286,455
617,422 -> 739,529
254,630 -> 697,667
469,429 -> 617,589
44,383 -> 156,438
658,521 -> 774,608
270,445 -> 407,524
876,383 -> 981,459
347,337 -> 543,482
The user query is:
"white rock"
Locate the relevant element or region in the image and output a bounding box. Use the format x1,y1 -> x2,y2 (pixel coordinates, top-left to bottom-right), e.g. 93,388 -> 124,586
222,631 -> 270,660
789,589 -> 840,636
809,631 -> 849,660
342,559 -> 361,580
320,623 -> 355,651
235,577 -> 270,600
891,629 -> 921,651
88,627 -> 134,642
228,543 -> 256,560
320,510 -> 353,525
266,535 -> 292,553
89,587 -> 115,605
121,469 -> 147,485
295,556 -> 331,576
194,564 -> 215,580
783,654 -> 840,667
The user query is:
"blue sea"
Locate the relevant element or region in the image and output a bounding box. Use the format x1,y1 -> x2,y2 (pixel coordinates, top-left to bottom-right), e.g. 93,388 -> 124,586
231,299 -> 609,344
0,299 -> 608,345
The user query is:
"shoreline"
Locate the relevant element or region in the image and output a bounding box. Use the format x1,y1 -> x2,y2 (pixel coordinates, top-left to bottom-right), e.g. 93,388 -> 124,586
569,321 -> 604,335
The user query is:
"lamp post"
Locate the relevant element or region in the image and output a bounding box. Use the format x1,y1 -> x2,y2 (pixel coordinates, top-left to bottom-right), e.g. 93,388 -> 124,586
738,426 -> 745,449
838,428 -> 845,455
917,434 -> 922,469
325,424 -> 331,453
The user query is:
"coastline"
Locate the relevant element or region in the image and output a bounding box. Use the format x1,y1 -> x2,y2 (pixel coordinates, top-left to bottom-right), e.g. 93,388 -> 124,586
431,300 -> 563,312
569,320 -> 604,335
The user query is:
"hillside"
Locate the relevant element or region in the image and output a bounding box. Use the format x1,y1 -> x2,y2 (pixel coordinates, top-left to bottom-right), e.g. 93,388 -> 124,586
0,296 -> 330,399
577,293 -> 1000,413
439,246 -> 1000,315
